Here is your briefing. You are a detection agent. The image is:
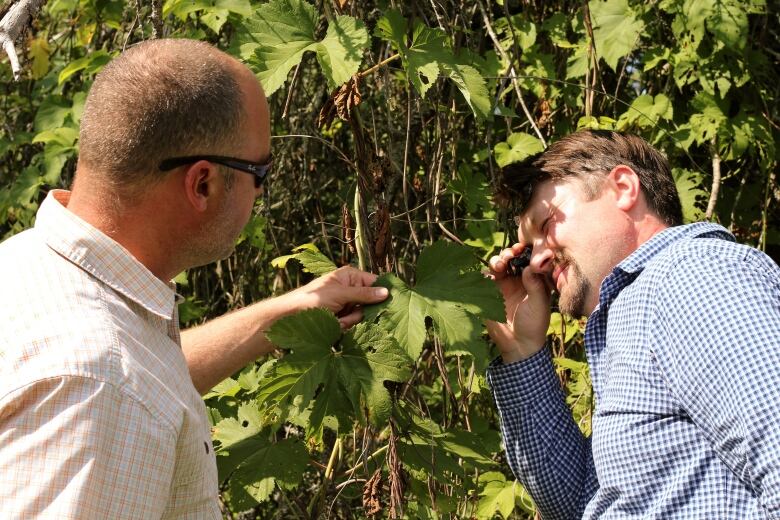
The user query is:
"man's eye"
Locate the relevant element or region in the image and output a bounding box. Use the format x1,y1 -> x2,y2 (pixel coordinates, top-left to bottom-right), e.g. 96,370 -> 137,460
541,217 -> 551,233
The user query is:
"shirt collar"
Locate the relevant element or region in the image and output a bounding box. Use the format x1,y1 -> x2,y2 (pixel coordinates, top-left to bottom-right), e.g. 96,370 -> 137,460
36,190 -> 178,319
595,222 -> 735,310
615,222 -> 735,275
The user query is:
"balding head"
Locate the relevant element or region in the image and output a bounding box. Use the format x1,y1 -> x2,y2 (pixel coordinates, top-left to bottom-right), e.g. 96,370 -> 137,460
77,39 -> 253,195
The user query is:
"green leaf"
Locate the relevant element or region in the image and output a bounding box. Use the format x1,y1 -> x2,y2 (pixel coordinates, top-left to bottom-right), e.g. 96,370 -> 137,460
476,472 -> 518,520
236,214 -> 268,250
29,37 -> 51,79
316,15 -> 370,89
164,0 -> 250,20
670,0 -> 711,50
238,0 -> 369,95
216,425 -> 309,508
588,0 -> 645,71
376,10 -> 491,119
493,132 -> 545,168
616,94 -> 673,130
58,50 -> 112,85
643,47 -> 670,71
204,377 -> 242,400
258,309 -> 411,429
338,322 -> 412,425
34,98 -> 71,133
708,0 -> 747,51
364,241 -> 504,364
688,92 -> 727,145
672,168 -> 706,223
32,127 -> 79,146
271,243 -> 337,275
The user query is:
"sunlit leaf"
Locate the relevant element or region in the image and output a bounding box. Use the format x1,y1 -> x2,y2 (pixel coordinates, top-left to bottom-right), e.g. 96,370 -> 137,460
588,0 -> 645,71
234,0 -> 369,95
493,132 -> 545,168
365,241 -> 504,365
271,243 -> 337,275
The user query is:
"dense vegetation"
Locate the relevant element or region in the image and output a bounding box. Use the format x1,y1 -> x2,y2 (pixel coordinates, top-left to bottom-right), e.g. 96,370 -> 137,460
1,0 -> 777,518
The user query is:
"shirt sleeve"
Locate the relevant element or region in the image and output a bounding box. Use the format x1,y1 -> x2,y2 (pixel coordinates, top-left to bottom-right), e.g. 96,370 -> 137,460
0,376 -> 177,519
653,248 -> 780,516
487,346 -> 598,519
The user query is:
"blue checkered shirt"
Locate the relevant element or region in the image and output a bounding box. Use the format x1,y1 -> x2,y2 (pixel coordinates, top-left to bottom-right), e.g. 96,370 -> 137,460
487,223 -> 780,518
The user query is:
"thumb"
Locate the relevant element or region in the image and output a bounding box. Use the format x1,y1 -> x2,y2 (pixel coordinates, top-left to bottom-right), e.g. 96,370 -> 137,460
521,268 -> 552,305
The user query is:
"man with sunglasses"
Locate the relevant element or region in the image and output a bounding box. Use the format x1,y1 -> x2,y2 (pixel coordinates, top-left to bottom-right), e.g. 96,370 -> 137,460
0,39 -> 387,517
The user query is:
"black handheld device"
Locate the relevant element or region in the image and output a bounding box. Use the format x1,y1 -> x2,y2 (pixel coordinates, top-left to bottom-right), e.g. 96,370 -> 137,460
506,247 -> 532,277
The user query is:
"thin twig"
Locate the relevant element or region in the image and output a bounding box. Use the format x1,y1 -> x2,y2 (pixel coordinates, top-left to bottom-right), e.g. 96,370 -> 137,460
150,0 -> 163,38
282,61 -> 302,119
475,0 -> 546,147
402,83 -> 421,247
705,136 -> 721,220
357,52 -> 401,78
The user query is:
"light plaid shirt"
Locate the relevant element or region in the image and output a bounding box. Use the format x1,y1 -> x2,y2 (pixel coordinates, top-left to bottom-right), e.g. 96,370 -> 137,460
488,223 -> 780,518
0,190 -> 221,519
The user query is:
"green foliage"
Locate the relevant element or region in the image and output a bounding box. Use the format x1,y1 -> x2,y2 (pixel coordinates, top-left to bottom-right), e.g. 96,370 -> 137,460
1,0 -> 777,517
260,308 -> 411,430
365,241 -> 504,364
588,0 -> 645,72
493,132 -> 545,168
377,9 -> 491,119
271,243 -> 337,275
232,0 -> 369,94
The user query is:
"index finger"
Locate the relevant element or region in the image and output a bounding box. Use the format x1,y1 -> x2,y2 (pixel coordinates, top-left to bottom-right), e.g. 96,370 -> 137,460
335,265 -> 379,287
489,243 -> 527,273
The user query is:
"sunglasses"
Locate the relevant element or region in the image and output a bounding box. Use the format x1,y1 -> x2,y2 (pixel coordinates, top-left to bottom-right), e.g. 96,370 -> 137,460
158,154 -> 273,188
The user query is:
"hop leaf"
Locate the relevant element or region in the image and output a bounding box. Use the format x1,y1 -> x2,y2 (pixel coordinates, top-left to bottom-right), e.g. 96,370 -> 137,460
258,309 -> 412,431
376,9 -> 491,119
364,241 -> 504,366
232,0 -> 369,95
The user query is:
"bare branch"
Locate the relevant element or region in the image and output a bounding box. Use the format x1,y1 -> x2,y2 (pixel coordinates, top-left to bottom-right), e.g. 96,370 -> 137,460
705,136 -> 721,220
0,0 -> 47,80
475,0 -> 547,147
150,0 -> 163,38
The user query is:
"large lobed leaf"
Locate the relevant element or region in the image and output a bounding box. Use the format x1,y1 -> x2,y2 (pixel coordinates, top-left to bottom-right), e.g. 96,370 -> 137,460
212,404 -> 309,508
588,0 -> 645,72
258,308 -> 412,432
232,0 -> 369,95
364,241 -> 504,366
376,9 -> 491,119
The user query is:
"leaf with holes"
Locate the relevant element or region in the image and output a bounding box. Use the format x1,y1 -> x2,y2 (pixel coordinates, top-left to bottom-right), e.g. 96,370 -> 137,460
258,309 -> 412,429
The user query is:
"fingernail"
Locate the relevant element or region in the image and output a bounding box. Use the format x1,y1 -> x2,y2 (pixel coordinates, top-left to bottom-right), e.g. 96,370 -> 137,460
374,287 -> 389,298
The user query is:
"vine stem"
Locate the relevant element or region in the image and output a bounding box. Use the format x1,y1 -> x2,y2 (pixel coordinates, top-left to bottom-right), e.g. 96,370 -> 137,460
358,52 -> 401,78
475,0 -> 546,147
705,136 -> 721,220
340,444 -> 388,479
309,437 -> 343,517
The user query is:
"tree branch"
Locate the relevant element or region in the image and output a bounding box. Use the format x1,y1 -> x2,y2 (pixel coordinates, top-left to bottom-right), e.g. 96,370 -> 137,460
476,0 -> 547,147
705,136 -> 721,220
0,0 -> 47,80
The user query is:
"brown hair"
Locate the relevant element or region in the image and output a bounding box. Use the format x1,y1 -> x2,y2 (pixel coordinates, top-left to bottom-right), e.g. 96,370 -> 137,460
497,130 -> 683,226
77,39 -> 244,193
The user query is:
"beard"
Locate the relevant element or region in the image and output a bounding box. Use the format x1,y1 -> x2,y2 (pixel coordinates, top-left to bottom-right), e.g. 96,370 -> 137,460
182,197 -> 242,269
555,252 -> 592,319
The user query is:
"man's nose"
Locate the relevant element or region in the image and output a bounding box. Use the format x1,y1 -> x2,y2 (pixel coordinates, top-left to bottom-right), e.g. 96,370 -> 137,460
530,242 -> 555,275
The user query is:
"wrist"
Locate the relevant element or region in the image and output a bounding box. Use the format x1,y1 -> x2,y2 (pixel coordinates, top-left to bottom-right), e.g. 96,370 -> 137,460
499,337 -> 548,364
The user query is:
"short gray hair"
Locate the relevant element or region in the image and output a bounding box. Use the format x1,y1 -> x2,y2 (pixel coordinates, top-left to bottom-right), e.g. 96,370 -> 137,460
78,39 -> 244,193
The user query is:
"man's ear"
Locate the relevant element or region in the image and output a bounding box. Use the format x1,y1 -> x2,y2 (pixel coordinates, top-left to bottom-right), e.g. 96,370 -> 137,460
182,160 -> 219,213
608,165 -> 641,212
